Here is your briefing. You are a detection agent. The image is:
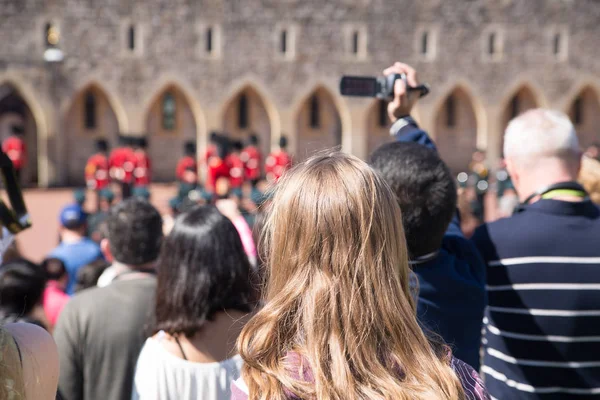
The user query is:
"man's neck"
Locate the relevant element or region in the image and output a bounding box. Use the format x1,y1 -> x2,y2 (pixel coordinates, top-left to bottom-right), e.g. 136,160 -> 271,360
61,230 -> 84,244
111,261 -> 156,280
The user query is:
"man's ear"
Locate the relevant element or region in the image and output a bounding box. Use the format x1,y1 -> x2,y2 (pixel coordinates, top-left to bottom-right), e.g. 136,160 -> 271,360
101,238 -> 113,263
505,157 -> 519,188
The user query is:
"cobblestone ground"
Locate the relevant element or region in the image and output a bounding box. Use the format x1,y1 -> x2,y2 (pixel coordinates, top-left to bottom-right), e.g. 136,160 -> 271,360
10,183 -> 177,262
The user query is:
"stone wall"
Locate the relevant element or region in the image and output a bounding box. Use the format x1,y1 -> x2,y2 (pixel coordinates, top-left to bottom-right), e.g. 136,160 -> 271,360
0,0 -> 598,185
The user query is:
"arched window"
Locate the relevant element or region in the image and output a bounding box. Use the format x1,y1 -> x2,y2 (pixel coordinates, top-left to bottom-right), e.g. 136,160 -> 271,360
162,92 -> 176,131
488,32 -> 497,55
84,91 -> 96,130
310,95 -> 320,128
572,96 -> 583,125
446,95 -> 456,127
510,96 -> 520,119
238,94 -> 248,129
553,33 -> 562,56
378,99 -> 388,127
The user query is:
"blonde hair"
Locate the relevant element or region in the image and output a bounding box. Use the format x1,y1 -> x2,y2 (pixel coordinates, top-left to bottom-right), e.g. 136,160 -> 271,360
579,156 -> 600,204
0,327 -> 25,400
238,152 -> 465,399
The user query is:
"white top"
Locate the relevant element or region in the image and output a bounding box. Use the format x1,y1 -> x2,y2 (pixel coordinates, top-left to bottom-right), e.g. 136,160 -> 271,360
132,334 -> 243,400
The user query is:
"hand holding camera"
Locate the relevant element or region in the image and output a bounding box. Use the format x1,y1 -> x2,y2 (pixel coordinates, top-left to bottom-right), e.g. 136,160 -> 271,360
339,61 -> 427,122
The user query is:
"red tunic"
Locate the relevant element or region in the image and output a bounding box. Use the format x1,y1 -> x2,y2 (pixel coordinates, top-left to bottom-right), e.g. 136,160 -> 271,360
265,150 -> 292,182
133,150 -> 152,187
226,153 -> 245,189
2,136 -> 26,170
206,156 -> 230,192
109,147 -> 136,184
241,145 -> 262,181
176,156 -> 198,183
85,153 -> 110,190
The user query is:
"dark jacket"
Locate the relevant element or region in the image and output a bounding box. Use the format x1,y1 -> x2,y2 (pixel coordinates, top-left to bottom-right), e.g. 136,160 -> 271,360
393,117 -> 487,370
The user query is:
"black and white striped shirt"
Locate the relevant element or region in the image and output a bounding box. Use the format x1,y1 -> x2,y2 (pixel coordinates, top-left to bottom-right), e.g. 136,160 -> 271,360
472,199 -> 600,400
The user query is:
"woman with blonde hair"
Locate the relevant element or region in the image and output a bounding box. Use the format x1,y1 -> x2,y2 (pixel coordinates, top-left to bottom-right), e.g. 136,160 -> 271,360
232,152 -> 489,400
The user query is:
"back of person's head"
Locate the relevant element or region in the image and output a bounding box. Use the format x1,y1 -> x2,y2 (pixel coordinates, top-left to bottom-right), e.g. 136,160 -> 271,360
106,198 -> 163,266
0,259 -> 46,317
238,152 -> 464,399
41,257 -> 67,282
59,204 -> 87,232
504,109 -> 580,168
155,206 -> 253,337
74,259 -> 109,292
184,141 -> 196,156
370,142 -> 456,258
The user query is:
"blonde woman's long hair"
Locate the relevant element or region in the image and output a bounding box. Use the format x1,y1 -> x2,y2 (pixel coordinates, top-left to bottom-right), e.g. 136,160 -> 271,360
238,152 -> 465,399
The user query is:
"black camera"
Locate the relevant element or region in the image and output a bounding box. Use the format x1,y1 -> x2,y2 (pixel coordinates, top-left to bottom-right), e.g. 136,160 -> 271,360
339,73 -> 429,99
0,151 -> 31,234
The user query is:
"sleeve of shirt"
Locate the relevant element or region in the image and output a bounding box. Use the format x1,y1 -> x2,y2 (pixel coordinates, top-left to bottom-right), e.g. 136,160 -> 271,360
450,357 -> 491,400
231,378 -> 249,400
391,117 -> 438,152
53,301 -> 84,400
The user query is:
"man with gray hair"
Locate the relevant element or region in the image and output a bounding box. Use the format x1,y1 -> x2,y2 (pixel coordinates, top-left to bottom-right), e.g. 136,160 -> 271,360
472,109 -> 600,399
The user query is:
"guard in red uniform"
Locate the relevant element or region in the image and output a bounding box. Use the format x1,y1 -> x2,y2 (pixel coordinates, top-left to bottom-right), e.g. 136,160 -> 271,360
265,136 -> 292,183
226,141 -> 245,196
241,134 -> 262,186
176,141 -> 198,184
109,135 -> 135,199
204,131 -> 219,165
133,137 -> 152,188
85,139 -> 110,210
206,136 -> 230,193
2,125 -> 27,183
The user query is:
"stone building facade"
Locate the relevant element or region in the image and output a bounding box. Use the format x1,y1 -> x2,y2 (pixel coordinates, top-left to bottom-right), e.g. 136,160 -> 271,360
0,0 -> 599,186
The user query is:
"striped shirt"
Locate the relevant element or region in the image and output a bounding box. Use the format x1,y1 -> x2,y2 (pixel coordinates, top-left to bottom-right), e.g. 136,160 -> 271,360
230,353 -> 489,399
472,199 -> 600,399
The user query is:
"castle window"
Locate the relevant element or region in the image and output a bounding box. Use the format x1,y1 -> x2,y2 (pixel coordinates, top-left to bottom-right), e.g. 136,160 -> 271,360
572,96 -> 583,125
84,91 -> 96,130
206,27 -> 213,53
280,30 -> 288,54
510,96 -> 519,119
378,100 -> 388,127
488,32 -> 497,55
421,31 -> 429,55
162,92 -> 176,131
553,33 -> 561,56
128,25 -> 136,51
352,31 -> 360,54
310,95 -> 320,129
238,94 -> 249,129
446,95 -> 456,128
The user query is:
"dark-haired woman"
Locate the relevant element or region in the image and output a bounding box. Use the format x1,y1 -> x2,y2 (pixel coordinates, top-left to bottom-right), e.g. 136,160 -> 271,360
132,206 -> 254,400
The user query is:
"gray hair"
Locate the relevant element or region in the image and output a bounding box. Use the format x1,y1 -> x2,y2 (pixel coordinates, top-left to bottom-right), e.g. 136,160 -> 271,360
504,109 -> 579,160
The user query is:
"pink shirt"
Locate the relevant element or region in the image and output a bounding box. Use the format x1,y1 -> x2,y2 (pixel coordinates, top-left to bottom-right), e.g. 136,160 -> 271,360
43,281 -> 70,326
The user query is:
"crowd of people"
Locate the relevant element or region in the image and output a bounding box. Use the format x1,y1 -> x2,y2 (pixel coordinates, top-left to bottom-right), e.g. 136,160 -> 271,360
1,61 -> 600,400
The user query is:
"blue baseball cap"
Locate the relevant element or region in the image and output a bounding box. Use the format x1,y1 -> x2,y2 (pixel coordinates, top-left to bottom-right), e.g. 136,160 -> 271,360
59,204 -> 87,228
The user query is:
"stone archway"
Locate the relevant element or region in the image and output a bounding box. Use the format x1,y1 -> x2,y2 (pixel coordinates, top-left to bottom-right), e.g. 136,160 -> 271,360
434,87 -> 478,173
567,87 -> 600,148
366,99 -> 393,157
295,86 -> 342,161
500,85 -> 540,156
0,83 -> 39,184
145,84 -> 198,182
222,86 -> 272,159
64,84 -> 121,185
